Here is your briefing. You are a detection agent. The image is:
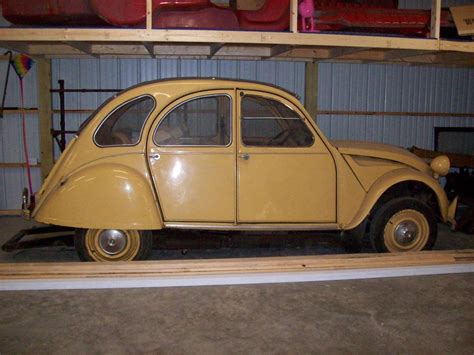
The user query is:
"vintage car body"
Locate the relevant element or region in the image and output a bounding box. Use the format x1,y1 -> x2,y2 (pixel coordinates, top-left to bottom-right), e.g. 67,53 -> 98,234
29,78 -> 455,261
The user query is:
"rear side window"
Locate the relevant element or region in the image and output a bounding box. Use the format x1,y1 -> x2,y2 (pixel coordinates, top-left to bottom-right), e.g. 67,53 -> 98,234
95,96 -> 155,146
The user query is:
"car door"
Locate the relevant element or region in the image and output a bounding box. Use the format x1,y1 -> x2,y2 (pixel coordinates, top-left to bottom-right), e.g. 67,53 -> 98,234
237,90 -> 336,223
148,90 -> 236,223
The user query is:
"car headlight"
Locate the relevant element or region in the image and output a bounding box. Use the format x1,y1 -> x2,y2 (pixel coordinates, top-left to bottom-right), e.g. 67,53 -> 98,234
430,155 -> 450,177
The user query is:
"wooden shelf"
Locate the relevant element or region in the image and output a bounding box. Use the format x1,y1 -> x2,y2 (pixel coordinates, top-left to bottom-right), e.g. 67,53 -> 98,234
0,0 -> 472,66
0,27 -> 472,66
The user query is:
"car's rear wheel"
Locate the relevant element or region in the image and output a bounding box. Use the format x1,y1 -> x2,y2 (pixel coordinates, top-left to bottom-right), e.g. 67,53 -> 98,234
74,229 -> 153,262
369,197 -> 437,253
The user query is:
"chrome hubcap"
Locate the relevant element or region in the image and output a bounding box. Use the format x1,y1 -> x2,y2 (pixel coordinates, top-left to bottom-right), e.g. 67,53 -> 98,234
98,230 -> 128,255
394,221 -> 419,246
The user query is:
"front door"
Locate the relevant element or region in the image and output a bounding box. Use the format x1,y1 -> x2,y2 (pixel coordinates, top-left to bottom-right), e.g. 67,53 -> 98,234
237,91 -> 336,223
148,90 -> 236,223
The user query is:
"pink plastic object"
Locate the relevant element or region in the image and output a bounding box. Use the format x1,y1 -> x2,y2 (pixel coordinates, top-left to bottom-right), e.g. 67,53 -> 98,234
2,0 -> 107,26
154,6 -> 239,30
237,0 -> 290,31
298,0 -> 315,32
89,0 -> 210,27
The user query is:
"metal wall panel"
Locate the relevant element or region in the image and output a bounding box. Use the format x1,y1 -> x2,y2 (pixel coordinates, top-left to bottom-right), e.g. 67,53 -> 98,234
0,60 -> 41,210
316,62 -> 474,149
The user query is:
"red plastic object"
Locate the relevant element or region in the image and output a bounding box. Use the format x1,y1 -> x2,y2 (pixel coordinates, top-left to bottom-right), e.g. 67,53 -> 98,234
311,8 -> 453,36
237,0 -> 290,31
154,6 -> 239,30
90,0 -> 210,27
2,0 -> 107,26
315,0 -> 398,9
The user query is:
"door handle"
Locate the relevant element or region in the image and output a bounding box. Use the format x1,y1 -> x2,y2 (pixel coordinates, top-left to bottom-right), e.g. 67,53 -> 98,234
239,153 -> 250,160
149,153 -> 160,161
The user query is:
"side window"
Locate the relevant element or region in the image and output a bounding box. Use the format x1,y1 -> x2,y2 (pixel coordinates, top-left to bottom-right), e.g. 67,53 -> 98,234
241,95 -> 314,147
154,95 -> 231,146
95,96 -> 155,146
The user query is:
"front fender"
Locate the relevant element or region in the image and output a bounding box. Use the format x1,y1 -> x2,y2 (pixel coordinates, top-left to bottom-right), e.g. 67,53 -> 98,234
33,162 -> 163,230
345,168 -> 448,230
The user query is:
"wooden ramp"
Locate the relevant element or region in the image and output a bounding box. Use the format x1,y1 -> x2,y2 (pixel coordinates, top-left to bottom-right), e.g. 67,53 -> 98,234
1,250 -> 473,291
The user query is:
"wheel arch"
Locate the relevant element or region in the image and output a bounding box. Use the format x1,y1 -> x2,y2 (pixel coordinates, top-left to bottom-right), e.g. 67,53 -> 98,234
33,162 -> 164,230
345,168 -> 448,230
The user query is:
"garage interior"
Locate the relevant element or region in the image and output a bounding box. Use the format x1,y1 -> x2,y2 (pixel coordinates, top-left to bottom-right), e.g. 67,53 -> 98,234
0,0 -> 473,353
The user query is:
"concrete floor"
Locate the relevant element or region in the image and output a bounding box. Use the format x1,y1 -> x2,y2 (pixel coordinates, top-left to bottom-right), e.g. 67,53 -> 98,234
0,217 -> 473,353
0,275 -> 473,354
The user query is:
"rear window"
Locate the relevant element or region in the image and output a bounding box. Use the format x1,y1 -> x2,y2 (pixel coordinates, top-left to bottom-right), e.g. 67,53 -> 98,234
94,96 -> 155,146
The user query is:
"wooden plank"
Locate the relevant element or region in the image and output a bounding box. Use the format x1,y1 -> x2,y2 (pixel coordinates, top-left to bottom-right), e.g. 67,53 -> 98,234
305,61 -> 318,123
36,59 -> 54,180
326,47 -> 369,59
0,250 -> 472,281
208,43 -> 225,58
142,42 -> 155,57
0,210 -> 21,216
0,163 -> 41,168
146,0 -> 153,31
63,41 -> 97,57
290,0 -> 298,33
316,110 -> 474,118
383,49 -> 435,61
269,44 -> 293,58
430,0 -> 441,39
450,5 -> 474,36
0,41 -> 30,54
0,29 -> 443,51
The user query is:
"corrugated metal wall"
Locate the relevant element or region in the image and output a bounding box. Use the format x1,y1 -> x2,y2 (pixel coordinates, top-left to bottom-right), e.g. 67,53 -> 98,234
316,62 -> 474,149
0,61 -> 42,210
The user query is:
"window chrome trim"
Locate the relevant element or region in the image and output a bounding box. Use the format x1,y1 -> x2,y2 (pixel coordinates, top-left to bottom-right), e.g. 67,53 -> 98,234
93,94 -> 156,148
153,93 -> 233,148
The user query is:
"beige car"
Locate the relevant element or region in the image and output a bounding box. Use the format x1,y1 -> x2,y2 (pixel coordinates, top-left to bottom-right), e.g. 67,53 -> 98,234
26,78 -> 456,261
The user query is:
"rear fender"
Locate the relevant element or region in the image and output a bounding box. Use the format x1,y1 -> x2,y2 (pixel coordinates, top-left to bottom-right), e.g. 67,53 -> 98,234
33,162 -> 163,230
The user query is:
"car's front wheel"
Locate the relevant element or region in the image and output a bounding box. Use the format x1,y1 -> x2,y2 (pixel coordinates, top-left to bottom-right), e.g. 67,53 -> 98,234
74,229 -> 153,261
369,197 -> 437,253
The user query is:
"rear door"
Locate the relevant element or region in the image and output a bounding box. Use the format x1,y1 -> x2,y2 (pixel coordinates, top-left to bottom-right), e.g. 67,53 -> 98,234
147,90 -> 236,223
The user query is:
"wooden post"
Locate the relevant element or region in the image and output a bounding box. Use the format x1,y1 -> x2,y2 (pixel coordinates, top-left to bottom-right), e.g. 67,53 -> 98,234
305,61 -> 318,123
37,59 -> 54,180
146,0 -> 153,31
430,0 -> 441,39
290,0 -> 298,33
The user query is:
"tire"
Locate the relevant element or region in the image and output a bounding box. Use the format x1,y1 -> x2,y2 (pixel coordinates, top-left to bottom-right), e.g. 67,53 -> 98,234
369,197 -> 437,253
74,229 -> 153,262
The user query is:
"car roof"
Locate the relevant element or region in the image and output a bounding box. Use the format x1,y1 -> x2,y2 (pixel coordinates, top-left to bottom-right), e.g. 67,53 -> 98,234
120,77 -> 300,100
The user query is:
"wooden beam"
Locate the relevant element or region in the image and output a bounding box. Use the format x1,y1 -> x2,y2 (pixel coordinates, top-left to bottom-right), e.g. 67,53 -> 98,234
0,250 -> 472,285
430,0 -> 441,39
0,210 -> 21,216
0,163 -> 41,168
0,29 -> 443,51
0,41 -> 30,54
316,110 -> 474,118
325,47 -> 369,59
142,42 -> 155,57
269,44 -> 293,58
383,49 -> 435,61
146,0 -> 153,30
290,0 -> 298,33
36,59 -> 54,180
63,41 -> 97,57
305,61 -> 318,123
208,43 -> 225,58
